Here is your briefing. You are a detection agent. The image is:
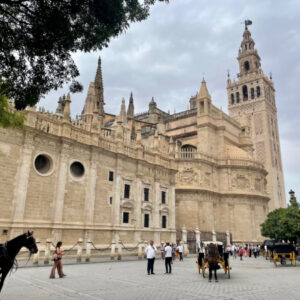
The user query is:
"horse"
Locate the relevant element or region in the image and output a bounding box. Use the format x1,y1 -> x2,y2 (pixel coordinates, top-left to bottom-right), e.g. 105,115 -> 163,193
0,231 -> 38,292
206,243 -> 220,282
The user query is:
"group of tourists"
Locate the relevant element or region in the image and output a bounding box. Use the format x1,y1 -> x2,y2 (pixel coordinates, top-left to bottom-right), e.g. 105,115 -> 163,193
145,240 -> 184,275
228,244 -> 261,260
160,242 -> 184,261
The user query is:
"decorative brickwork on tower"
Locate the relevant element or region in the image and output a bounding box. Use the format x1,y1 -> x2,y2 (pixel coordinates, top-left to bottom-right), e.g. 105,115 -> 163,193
227,21 -> 286,210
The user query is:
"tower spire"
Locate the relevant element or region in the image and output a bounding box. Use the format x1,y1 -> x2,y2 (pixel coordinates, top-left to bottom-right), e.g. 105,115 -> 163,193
94,56 -> 105,116
197,78 -> 211,100
127,92 -> 135,118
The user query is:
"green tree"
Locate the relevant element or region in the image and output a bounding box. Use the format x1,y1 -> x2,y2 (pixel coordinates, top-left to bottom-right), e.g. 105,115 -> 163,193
261,208 -> 286,240
0,0 -> 168,110
0,81 -> 25,128
261,195 -> 300,241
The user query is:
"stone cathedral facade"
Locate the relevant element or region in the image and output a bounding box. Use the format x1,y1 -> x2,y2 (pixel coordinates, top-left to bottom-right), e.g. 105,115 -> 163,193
0,24 -> 285,246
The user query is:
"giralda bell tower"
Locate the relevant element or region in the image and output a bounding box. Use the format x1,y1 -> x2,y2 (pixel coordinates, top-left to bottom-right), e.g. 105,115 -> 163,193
227,20 -> 286,211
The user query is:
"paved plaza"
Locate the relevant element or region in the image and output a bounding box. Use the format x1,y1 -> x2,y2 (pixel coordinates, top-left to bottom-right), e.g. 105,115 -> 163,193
1,256 -> 300,300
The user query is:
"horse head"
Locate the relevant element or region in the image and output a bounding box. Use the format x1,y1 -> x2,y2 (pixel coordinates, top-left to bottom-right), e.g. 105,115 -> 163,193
24,231 -> 38,254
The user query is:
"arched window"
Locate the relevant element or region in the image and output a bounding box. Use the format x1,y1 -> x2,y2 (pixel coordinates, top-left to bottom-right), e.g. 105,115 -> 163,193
244,61 -> 250,71
231,94 -> 234,104
181,144 -> 197,159
242,85 -> 248,100
236,92 -> 240,103
256,86 -> 261,97
251,88 -> 255,99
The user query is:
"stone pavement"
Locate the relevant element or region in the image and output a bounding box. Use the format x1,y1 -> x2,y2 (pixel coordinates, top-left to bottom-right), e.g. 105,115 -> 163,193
1,256 -> 300,300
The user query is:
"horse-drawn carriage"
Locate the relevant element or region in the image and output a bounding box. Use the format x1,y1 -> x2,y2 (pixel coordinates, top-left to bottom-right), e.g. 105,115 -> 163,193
196,241 -> 231,279
263,239 -> 276,260
272,243 -> 297,267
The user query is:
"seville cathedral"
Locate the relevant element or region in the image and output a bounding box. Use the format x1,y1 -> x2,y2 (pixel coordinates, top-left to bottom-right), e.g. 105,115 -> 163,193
0,23 -> 286,250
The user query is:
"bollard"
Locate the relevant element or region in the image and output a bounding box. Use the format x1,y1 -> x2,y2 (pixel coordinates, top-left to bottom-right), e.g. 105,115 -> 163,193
32,239 -> 40,264
77,238 -> 83,262
183,242 -> 189,257
110,240 -> 116,260
138,242 -> 143,260
226,231 -> 231,246
182,227 -> 188,256
212,230 -> 216,242
117,239 -> 122,260
44,239 -> 51,264
195,228 -> 201,252
85,240 -> 91,262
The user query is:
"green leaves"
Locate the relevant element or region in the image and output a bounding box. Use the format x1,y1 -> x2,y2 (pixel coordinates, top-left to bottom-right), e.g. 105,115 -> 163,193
261,196 -> 300,241
0,0 -> 168,110
0,81 -> 25,129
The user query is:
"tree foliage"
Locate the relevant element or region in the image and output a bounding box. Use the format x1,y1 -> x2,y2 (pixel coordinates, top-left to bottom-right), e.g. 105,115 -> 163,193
0,0 -> 167,110
261,195 -> 300,241
0,81 -> 25,128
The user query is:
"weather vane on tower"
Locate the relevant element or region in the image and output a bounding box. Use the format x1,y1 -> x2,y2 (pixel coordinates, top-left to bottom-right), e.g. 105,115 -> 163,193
244,19 -> 252,30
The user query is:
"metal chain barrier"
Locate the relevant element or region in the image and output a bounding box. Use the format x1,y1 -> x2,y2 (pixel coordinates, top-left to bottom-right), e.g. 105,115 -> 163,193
90,241 -> 112,252
120,240 -> 140,251
50,241 -> 78,252
64,242 -> 79,252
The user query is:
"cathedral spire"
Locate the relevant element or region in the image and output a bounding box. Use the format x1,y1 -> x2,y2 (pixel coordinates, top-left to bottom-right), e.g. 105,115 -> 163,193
119,97 -> 127,123
63,93 -> 71,120
197,78 -> 211,100
127,92 -> 134,119
94,56 -> 105,116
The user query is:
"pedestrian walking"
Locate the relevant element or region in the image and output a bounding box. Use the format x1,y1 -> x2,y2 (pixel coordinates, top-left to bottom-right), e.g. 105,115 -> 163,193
145,240 -> 157,275
233,245 -> 237,259
164,242 -> 172,274
177,243 -> 183,261
161,242 -> 165,259
239,247 -> 243,261
171,243 -> 176,262
230,245 -> 235,256
253,246 -> 258,258
264,244 -> 268,260
49,241 -> 66,279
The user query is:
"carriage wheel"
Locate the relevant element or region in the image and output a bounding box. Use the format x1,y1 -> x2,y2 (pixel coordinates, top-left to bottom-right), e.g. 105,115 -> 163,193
202,261 -> 206,278
196,257 -> 200,274
227,266 -> 230,279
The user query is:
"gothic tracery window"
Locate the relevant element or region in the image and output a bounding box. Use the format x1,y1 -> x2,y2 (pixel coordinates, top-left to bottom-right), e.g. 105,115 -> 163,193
231,94 -> 234,104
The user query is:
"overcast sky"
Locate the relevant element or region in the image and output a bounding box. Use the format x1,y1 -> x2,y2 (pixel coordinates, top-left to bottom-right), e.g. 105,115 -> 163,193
40,0 -> 300,202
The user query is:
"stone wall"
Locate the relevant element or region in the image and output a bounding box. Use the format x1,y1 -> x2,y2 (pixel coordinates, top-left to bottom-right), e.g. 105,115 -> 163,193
0,121 -> 177,246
